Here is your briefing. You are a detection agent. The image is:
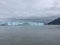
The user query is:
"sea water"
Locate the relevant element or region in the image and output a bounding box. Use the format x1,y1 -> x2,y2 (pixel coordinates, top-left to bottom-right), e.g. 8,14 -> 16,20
0,25 -> 60,45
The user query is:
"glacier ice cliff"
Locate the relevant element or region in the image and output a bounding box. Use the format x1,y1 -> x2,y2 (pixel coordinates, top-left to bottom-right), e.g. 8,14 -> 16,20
0,21 -> 44,26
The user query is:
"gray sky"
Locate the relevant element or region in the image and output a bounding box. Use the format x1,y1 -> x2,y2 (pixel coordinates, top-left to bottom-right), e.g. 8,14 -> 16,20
0,0 -> 60,18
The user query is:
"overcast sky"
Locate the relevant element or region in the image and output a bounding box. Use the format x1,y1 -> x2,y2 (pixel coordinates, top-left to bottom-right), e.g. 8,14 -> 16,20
0,0 -> 60,18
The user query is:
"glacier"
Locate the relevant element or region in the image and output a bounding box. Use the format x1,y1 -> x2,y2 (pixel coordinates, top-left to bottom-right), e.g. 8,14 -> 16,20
0,21 -> 44,26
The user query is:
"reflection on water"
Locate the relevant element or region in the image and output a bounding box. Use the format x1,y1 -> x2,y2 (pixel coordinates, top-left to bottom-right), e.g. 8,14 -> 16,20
0,25 -> 60,45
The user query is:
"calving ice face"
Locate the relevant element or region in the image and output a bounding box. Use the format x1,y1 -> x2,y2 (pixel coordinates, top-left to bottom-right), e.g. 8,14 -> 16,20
0,21 -> 44,26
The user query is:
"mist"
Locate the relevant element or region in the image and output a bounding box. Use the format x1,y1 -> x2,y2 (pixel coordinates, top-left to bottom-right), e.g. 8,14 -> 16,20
0,0 -> 60,18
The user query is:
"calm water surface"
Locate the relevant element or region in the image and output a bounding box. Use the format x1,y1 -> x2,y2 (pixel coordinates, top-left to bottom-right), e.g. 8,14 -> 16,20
0,25 -> 60,45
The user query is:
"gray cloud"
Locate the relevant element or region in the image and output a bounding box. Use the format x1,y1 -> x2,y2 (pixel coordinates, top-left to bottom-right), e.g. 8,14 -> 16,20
0,0 -> 60,18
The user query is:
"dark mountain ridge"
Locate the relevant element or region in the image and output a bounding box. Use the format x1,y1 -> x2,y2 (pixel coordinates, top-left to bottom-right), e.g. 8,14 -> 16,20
48,18 -> 60,25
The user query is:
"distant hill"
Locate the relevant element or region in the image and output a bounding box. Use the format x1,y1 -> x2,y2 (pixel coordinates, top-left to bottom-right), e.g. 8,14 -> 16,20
48,18 -> 60,25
